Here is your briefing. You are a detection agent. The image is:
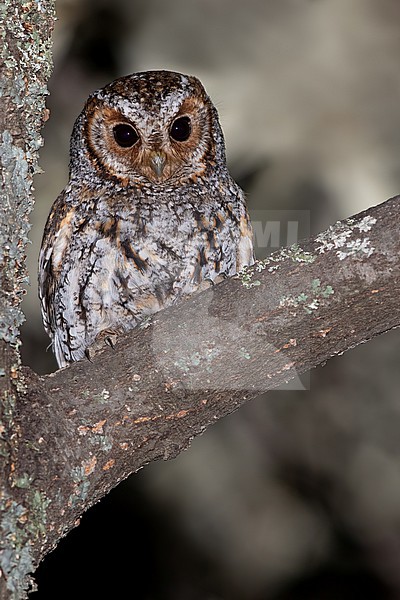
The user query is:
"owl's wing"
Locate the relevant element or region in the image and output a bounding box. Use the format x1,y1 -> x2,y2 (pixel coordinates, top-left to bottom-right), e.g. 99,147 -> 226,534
237,210 -> 255,270
38,190 -> 72,340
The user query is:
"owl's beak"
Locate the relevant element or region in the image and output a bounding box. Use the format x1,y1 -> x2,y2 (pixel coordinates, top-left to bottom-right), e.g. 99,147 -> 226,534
149,151 -> 167,178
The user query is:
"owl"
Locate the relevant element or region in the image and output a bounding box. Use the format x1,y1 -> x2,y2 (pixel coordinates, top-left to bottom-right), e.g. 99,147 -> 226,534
39,70 -> 254,368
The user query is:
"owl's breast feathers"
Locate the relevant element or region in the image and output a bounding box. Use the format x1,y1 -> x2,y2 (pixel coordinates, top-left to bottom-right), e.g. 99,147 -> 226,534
39,186 -> 254,366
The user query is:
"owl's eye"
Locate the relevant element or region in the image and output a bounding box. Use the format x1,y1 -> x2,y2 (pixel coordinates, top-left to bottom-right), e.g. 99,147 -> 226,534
113,123 -> 139,148
170,116 -> 191,142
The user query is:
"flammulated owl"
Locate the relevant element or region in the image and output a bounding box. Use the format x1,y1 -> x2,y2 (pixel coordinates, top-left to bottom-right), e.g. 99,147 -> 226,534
39,70 -> 254,367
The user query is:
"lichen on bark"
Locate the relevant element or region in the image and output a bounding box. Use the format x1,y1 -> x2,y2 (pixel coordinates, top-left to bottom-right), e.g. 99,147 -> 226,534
0,0 -> 55,346
0,1 -> 55,597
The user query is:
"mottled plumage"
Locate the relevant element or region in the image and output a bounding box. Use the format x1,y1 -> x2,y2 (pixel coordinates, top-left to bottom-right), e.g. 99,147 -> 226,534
39,70 -> 254,367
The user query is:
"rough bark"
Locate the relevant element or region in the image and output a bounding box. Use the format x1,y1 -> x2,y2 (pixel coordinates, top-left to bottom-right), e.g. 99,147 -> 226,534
0,0 -> 55,597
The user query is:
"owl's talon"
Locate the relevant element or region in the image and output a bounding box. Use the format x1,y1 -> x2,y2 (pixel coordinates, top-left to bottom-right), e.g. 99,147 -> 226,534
84,348 -> 94,363
85,330 -> 119,361
104,335 -> 116,349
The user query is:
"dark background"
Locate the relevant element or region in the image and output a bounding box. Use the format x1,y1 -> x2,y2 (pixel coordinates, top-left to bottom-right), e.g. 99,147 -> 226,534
24,1 -> 400,598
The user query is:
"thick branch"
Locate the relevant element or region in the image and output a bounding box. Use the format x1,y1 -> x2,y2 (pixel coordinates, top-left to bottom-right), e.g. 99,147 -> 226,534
14,196 -> 400,583
0,1 -> 55,598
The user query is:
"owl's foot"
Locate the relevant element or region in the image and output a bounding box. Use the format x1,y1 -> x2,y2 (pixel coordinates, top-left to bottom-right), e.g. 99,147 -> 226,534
85,328 -> 120,362
196,273 -> 228,292
211,273 -> 229,286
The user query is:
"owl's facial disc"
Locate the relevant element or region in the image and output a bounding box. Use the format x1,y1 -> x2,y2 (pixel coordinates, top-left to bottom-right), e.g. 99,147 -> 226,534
85,89 -> 214,186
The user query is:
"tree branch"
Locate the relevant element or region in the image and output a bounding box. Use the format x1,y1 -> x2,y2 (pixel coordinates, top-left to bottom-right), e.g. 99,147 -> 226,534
0,1 -> 55,598
14,195 -> 400,592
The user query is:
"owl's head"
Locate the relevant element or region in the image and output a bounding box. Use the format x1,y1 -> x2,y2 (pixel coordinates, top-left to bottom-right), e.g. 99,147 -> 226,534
70,70 -> 227,187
